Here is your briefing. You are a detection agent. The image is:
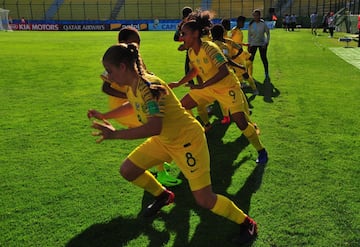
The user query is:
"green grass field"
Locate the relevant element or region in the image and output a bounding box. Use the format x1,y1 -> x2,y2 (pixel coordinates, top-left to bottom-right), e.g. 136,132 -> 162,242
0,29 -> 359,247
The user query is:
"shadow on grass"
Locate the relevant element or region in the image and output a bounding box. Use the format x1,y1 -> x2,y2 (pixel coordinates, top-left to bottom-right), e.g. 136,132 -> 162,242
242,79 -> 280,104
66,123 -> 266,247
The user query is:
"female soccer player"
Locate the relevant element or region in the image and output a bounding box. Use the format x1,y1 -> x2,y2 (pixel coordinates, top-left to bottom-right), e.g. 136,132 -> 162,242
169,19 -> 268,165
88,43 -> 258,244
99,27 -> 182,187
212,24 -> 258,95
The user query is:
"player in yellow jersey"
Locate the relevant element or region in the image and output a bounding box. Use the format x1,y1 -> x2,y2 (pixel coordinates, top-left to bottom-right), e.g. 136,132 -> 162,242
231,16 -> 247,47
169,20 -> 268,167
221,18 -> 231,38
177,9 -> 215,131
210,24 -> 259,124
88,43 -> 258,245
212,24 -> 258,95
100,27 -> 182,187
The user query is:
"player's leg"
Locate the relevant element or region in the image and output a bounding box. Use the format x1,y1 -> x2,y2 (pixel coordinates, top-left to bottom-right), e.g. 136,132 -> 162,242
180,94 -> 198,110
248,46 -> 258,62
188,166 -> 257,244
196,103 -> 212,130
122,138 -> 176,217
259,46 -> 269,80
221,85 -> 267,164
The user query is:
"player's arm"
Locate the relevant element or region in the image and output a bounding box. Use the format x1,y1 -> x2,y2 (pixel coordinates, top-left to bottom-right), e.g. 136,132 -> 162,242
102,82 -> 127,98
264,24 -> 270,46
200,63 -> 229,88
88,102 -> 133,120
92,116 -> 162,142
168,67 -> 198,89
96,115 -> 162,140
228,59 -> 246,70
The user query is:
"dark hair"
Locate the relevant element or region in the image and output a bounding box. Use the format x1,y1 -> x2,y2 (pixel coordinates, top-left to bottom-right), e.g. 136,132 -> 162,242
118,27 -> 141,44
211,24 -> 225,41
103,44 -> 137,71
221,18 -> 231,31
184,9 -> 214,37
236,16 -> 246,23
182,6 -> 193,18
102,44 -> 166,100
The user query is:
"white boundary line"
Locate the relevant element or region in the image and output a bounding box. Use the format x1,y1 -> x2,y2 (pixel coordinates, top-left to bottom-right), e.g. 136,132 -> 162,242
329,47 -> 360,70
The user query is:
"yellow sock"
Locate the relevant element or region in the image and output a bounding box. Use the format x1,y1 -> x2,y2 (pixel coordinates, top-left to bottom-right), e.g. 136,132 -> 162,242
210,194 -> 247,224
243,123 -> 264,151
131,171 -> 164,197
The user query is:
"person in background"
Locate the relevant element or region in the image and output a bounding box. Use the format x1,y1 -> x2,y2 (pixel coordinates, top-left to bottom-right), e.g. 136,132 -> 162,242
212,24 -> 258,95
90,43 -> 259,245
322,12 -> 330,33
310,12 -> 318,35
231,15 -> 247,46
169,17 -> 268,166
290,14 -> 297,31
285,14 -> 290,31
20,17 -> 27,24
327,12 -> 335,38
248,9 -> 271,82
153,16 -> 159,29
221,18 -> 231,38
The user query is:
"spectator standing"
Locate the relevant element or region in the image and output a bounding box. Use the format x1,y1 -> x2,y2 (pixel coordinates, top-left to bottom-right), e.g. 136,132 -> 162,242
327,12 -> 335,38
285,14 -> 291,31
310,12 -> 318,35
248,9 -> 271,82
290,14 -> 297,31
322,12 -> 330,33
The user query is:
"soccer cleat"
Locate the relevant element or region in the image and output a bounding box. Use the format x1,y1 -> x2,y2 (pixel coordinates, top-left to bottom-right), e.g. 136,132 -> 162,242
156,171 -> 182,187
256,149 -> 268,165
143,189 -> 175,217
233,216 -> 258,245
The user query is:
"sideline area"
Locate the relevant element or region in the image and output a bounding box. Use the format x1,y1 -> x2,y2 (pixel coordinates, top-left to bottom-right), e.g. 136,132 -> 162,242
330,47 -> 360,70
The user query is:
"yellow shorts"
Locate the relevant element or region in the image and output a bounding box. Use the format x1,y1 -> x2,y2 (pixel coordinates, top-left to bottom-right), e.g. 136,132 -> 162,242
188,84 -> 250,116
108,96 -> 140,128
128,131 -> 211,191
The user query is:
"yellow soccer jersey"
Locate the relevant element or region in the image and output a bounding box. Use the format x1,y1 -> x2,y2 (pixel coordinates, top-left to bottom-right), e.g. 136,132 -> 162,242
188,41 -> 239,88
125,74 -> 201,144
231,27 -> 244,45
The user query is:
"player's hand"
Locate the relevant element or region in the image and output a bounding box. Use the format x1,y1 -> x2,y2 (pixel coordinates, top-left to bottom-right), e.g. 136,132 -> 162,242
168,82 -> 179,89
87,109 -> 104,120
91,120 -> 116,143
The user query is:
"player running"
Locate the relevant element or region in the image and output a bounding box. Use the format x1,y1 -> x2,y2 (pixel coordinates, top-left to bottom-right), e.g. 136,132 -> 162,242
98,27 -> 182,187
169,16 -> 268,166
89,43 -> 258,245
